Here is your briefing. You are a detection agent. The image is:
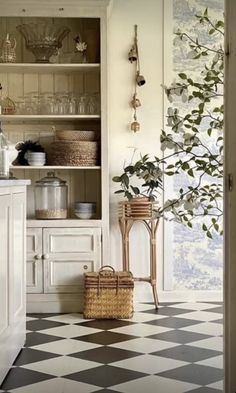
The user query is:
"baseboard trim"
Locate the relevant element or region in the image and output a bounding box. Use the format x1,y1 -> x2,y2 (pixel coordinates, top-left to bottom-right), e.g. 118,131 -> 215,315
27,293 -> 84,313
134,286 -> 223,303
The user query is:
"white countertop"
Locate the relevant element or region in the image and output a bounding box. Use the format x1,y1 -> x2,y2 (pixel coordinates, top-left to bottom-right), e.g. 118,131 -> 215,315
0,179 -> 31,186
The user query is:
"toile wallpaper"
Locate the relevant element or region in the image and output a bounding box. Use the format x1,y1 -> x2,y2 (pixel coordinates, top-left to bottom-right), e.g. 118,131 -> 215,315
170,0 -> 224,290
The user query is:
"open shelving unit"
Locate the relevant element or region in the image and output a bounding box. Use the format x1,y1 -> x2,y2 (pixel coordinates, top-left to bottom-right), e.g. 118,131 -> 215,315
0,0 -> 110,312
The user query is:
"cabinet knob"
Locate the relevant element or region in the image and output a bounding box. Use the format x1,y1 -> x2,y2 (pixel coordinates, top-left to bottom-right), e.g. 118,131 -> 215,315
83,265 -> 88,270
42,254 -> 49,260
35,254 -> 41,260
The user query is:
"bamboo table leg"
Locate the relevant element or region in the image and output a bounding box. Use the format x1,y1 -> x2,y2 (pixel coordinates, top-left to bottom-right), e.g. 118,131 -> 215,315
119,217 -> 159,309
150,220 -> 159,309
119,218 -> 133,271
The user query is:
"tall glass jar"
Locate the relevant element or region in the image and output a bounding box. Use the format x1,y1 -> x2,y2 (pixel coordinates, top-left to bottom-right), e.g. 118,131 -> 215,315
35,172 -> 68,219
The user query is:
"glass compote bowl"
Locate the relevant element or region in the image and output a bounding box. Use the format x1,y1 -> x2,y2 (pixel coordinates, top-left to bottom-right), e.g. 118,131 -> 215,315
17,23 -> 70,63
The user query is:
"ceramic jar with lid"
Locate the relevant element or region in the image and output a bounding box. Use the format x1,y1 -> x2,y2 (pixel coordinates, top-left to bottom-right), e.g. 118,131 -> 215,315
35,172 -> 68,219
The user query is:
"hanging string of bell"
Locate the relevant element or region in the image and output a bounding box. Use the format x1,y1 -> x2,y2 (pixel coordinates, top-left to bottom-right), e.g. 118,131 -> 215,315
128,24 -> 146,132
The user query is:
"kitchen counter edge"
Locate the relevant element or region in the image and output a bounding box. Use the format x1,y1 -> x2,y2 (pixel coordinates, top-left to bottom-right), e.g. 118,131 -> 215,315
0,179 -> 31,186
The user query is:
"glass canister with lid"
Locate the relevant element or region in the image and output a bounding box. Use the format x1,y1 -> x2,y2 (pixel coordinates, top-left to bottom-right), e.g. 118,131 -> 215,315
35,172 -> 68,219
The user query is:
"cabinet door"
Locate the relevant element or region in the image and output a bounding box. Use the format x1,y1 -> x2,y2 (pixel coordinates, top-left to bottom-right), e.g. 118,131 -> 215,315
43,228 -> 101,293
0,193 -> 11,383
26,228 -> 43,293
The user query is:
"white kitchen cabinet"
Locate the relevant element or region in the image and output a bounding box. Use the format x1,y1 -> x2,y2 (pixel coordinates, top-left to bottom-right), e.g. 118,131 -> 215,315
0,182 -> 29,385
26,228 -> 43,293
0,0 -> 111,312
26,226 -> 101,311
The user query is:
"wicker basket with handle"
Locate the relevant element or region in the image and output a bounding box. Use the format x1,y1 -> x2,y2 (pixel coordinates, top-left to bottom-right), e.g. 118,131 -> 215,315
84,265 -> 134,319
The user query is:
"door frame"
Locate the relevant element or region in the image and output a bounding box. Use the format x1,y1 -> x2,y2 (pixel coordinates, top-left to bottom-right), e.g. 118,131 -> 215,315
224,0 -> 236,391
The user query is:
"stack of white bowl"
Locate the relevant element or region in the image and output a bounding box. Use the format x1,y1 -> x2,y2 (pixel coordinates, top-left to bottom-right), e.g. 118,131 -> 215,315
27,152 -> 46,166
74,202 -> 96,219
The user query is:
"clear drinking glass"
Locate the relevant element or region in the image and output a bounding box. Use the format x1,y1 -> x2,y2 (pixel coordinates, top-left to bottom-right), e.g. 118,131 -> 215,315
67,94 -> 76,115
15,100 -> 25,115
18,95 -> 33,115
54,94 -> 64,115
87,94 -> 97,114
77,94 -> 87,115
46,95 -> 56,115
25,92 -> 40,114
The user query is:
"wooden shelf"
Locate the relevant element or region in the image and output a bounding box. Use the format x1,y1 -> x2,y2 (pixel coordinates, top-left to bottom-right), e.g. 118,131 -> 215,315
1,115 -> 100,121
11,165 -> 101,170
27,219 -> 103,228
0,63 -> 100,73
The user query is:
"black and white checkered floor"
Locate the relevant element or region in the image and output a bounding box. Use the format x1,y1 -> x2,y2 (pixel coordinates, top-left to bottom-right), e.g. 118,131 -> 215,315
0,302 -> 223,393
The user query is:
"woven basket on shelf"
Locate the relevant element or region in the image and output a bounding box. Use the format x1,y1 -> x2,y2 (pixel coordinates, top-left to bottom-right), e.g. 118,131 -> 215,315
50,140 -> 99,166
56,130 -> 98,141
84,265 -> 134,319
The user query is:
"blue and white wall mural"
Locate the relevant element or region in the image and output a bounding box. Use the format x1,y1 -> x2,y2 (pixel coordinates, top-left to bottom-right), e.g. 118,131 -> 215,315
166,0 -> 224,290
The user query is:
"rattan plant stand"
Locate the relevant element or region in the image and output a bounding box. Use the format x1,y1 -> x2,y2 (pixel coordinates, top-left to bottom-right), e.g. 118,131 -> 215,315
118,200 -> 159,309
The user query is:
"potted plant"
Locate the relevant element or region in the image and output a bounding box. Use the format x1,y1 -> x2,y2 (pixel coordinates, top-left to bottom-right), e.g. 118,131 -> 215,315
112,154 -> 163,218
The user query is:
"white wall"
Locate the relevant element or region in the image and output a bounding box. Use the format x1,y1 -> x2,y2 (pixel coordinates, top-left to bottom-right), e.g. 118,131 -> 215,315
108,0 -> 164,301
107,0 -> 223,302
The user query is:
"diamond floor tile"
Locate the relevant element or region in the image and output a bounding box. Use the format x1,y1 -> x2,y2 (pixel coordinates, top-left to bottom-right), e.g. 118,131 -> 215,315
69,346 -> 141,364
78,319 -> 136,330
179,322 -> 223,337
110,375 -> 199,393
146,316 -> 201,329
148,329 -> 211,344
111,322 -> 171,337
40,324 -> 101,338
0,367 -> 54,390
9,377 -> 101,393
157,364 -> 224,385
142,306 -> 194,316
13,348 -> 60,366
75,331 -> 137,345
110,337 -> 179,353
25,332 -> 64,347
31,338 -> 101,355
175,311 -> 222,322
169,303 -> 220,311
123,312 -> 166,323
196,355 -> 223,369
151,344 -> 222,362
190,337 -> 223,352
65,365 -> 147,387
111,354 -> 188,374
204,306 -> 223,314
44,313 -> 89,324
26,319 -> 66,331
22,355 -> 101,376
